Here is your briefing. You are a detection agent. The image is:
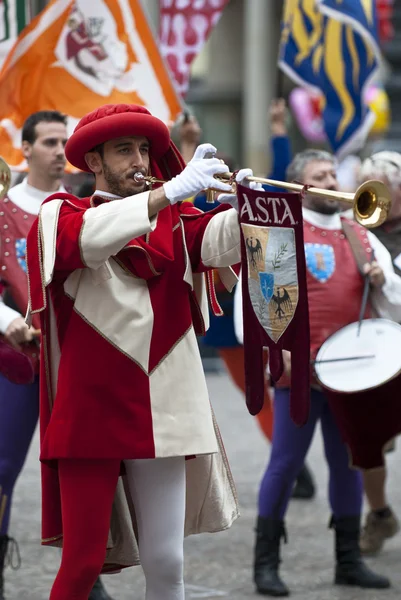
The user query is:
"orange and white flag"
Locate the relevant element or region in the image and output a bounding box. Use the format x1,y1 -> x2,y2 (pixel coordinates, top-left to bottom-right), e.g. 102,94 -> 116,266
0,0 -> 182,170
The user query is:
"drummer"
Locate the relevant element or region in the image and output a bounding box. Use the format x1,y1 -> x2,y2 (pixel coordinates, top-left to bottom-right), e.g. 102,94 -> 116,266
356,151 -> 401,556
234,149 -> 401,597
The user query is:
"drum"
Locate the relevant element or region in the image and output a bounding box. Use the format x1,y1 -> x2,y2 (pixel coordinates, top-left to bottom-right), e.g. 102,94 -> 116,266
314,319 -> 401,470
314,318 -> 401,393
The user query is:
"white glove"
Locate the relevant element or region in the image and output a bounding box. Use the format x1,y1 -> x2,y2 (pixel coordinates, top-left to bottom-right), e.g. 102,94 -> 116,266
217,168 -> 264,211
163,143 -> 232,205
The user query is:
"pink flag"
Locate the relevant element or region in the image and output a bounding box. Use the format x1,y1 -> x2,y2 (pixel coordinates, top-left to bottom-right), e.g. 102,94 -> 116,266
159,0 -> 229,96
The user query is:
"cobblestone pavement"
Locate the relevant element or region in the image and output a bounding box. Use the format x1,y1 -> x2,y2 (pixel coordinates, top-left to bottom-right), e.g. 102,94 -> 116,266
5,371 -> 401,599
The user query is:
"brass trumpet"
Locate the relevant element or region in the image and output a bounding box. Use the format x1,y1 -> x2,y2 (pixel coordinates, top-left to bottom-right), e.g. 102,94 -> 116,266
133,172 -> 391,229
0,157 -> 11,201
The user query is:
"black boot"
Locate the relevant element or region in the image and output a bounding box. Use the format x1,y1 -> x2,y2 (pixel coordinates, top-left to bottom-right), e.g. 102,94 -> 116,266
254,516 -> 289,596
0,535 -> 21,600
331,516 -> 390,589
89,577 -> 115,600
291,464 -> 315,500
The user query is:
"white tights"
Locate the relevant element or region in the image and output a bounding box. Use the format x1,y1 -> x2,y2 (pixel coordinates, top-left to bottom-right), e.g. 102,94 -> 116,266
123,457 -> 186,600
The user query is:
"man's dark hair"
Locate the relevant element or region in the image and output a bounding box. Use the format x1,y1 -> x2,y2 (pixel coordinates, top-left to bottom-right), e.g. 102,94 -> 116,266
22,110 -> 68,144
90,143 -> 104,158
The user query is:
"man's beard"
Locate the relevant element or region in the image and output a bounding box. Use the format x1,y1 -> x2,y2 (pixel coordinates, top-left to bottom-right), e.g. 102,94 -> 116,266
307,189 -> 339,215
103,161 -> 146,197
317,200 -> 340,215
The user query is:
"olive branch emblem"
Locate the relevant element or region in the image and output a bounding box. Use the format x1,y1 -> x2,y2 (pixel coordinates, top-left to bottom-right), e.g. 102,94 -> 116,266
271,243 -> 288,270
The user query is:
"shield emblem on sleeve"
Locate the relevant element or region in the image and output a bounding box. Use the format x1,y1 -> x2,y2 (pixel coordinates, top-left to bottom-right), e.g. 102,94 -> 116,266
305,243 -> 335,283
241,224 -> 298,342
15,238 -> 27,273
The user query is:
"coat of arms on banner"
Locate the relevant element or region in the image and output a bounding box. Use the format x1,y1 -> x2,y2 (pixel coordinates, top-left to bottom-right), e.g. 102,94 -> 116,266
54,1 -> 133,97
305,243 -> 335,283
241,224 -> 298,342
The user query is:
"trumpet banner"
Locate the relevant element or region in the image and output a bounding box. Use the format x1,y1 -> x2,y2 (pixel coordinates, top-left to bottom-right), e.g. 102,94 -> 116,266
238,184 -> 310,426
0,0 -> 182,170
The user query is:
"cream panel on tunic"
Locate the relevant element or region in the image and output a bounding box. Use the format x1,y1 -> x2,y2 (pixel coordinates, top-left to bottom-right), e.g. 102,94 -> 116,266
200,208 -> 241,268
149,325 -> 218,457
39,199 -> 64,286
64,259 -> 153,373
80,191 -> 156,270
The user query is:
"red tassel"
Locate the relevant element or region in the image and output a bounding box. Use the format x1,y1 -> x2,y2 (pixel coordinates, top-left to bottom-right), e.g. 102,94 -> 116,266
206,270 -> 224,317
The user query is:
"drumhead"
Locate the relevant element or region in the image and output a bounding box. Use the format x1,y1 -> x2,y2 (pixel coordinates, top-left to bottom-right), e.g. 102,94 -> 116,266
314,319 -> 401,393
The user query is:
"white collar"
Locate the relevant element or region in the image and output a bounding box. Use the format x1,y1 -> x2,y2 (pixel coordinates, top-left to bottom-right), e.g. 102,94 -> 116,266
302,207 -> 343,230
8,178 -> 67,215
93,189 -> 121,199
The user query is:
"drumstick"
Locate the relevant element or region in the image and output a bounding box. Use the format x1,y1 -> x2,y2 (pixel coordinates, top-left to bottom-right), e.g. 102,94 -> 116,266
357,251 -> 375,337
312,354 -> 375,365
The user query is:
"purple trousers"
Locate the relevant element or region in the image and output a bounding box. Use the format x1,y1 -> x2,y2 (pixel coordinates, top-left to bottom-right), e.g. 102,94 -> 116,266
0,373 -> 39,535
258,387 -> 362,519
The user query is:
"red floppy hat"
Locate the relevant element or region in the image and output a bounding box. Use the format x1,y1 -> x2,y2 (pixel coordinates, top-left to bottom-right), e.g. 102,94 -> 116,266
65,104 -> 171,172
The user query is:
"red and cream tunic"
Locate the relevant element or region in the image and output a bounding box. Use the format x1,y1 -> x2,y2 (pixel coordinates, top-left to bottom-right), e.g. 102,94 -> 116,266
28,190 -> 240,461
26,189 -> 241,563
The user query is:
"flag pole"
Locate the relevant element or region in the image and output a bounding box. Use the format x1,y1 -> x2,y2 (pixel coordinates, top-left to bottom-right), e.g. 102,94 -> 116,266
276,66 -> 285,98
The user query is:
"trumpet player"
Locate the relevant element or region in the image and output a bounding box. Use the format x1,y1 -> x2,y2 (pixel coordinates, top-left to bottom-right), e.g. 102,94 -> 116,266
24,103 -> 262,600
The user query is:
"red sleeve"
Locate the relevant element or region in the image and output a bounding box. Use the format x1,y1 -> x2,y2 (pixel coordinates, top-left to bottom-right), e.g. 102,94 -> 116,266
54,201 -> 87,273
179,202 -> 233,273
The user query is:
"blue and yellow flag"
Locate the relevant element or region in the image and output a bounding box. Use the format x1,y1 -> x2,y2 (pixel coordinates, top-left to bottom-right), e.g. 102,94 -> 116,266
279,0 -> 381,158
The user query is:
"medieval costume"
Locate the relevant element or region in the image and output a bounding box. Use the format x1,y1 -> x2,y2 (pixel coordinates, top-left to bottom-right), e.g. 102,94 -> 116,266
25,104 -> 241,599
235,207 -> 401,596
